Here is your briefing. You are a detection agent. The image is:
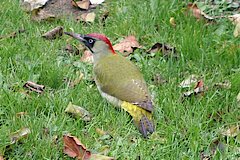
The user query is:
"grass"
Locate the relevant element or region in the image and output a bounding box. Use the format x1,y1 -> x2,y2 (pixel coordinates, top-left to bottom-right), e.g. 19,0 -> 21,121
0,0 -> 240,159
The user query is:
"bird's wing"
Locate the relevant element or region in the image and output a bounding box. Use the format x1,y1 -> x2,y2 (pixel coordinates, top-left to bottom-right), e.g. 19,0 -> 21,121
94,54 -> 153,112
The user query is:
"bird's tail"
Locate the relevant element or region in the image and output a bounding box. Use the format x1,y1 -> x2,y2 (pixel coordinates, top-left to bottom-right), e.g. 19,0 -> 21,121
121,101 -> 154,138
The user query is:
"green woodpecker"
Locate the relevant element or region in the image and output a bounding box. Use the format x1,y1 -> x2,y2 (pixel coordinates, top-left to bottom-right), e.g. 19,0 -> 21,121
64,32 -> 154,137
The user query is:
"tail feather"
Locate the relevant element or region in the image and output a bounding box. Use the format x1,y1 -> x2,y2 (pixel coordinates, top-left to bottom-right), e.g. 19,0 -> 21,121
121,101 -> 154,138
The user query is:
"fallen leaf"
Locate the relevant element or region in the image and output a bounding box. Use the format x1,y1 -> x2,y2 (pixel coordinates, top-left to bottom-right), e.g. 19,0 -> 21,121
81,50 -> 94,63
221,125 -> 240,137
0,29 -> 25,40
63,134 -> 91,159
147,43 -> 179,59
16,112 -> 28,117
23,81 -> 45,94
90,0 -> 105,5
113,36 -> 141,56
10,128 -> 31,144
65,44 -> 80,55
183,80 -> 206,97
179,75 -> 198,88
20,0 -> 50,12
65,102 -> 91,121
187,3 -> 214,21
214,80 -> 231,89
70,71 -> 84,87
72,0 -> 90,10
63,134 -> 115,160
31,9 -> 55,22
79,12 -> 96,22
169,17 -> 176,27
42,26 -> 63,40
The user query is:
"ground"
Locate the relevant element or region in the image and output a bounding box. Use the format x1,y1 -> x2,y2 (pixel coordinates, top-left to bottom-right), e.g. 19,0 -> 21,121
0,0 -> 240,159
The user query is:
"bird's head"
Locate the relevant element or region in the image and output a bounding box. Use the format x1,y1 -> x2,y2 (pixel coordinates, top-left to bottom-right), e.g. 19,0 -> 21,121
64,32 -> 116,58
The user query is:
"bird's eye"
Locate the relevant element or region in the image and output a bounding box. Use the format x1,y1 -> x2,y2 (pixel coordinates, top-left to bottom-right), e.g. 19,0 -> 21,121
88,39 -> 94,43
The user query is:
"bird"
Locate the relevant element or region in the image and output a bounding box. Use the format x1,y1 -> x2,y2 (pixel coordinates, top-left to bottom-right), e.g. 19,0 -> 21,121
64,32 -> 154,138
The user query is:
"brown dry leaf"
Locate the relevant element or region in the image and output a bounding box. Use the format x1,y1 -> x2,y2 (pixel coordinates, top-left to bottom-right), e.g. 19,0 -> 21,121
187,3 -> 214,21
79,12 -> 96,22
81,50 -> 94,63
70,71 -> 84,87
31,9 -> 55,22
183,80 -> 206,97
0,29 -> 25,40
63,134 -> 91,159
23,81 -> 45,94
63,134 -> 114,160
169,17 -> 176,27
179,75 -> 198,88
65,44 -> 80,55
72,0 -> 90,10
10,128 -> 31,144
65,102 -> 91,121
16,112 -> 28,117
221,125 -> 240,137
42,26 -> 63,40
214,80 -> 231,89
113,36 -> 141,56
147,42 -> 179,59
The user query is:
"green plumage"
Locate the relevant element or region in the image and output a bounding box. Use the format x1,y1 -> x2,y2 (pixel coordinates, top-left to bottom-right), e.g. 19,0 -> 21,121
94,54 -> 150,104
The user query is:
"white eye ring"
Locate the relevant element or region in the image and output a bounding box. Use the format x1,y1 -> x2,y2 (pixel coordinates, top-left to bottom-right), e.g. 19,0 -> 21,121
88,39 -> 94,43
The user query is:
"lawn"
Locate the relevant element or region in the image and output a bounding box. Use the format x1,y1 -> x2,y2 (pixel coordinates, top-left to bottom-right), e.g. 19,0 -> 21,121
0,0 -> 240,159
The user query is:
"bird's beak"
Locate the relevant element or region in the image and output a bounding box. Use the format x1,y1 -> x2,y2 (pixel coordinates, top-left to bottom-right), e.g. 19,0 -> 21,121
64,32 -> 86,43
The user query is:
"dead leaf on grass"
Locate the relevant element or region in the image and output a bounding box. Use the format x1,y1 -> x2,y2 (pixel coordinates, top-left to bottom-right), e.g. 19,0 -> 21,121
0,29 -> 25,40
214,80 -> 231,89
23,81 -> 45,94
221,125 -> 240,137
179,75 -> 198,88
187,3 -> 214,21
81,50 -> 94,63
147,43 -> 179,59
31,9 -> 55,22
20,0 -> 50,12
63,134 -> 114,160
113,36 -> 141,56
183,80 -> 206,98
65,102 -> 91,121
63,134 -> 91,159
10,128 -> 31,144
42,26 -> 63,40
72,0 -> 90,10
77,12 -> 96,22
